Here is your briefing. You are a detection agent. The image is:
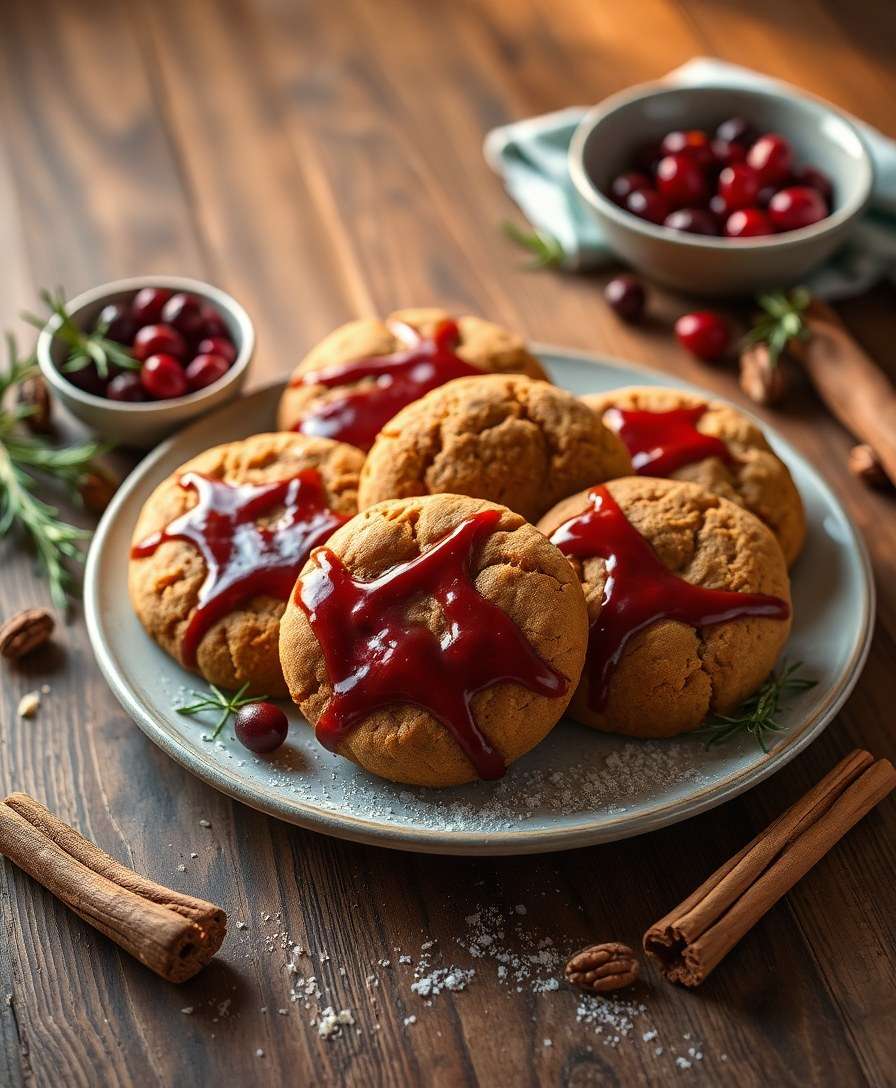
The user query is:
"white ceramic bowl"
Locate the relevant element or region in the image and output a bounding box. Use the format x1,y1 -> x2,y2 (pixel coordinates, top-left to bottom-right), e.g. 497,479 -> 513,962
37,275 -> 254,448
569,82 -> 874,296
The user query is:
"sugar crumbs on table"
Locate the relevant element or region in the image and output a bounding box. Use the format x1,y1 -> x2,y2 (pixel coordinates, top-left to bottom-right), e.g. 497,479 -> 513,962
17,692 -> 40,718
403,1015 -> 417,1027
317,1007 -> 354,1039
199,819 -> 211,828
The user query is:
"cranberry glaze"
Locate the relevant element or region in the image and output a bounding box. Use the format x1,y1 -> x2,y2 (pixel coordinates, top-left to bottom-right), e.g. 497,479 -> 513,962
603,405 -> 731,476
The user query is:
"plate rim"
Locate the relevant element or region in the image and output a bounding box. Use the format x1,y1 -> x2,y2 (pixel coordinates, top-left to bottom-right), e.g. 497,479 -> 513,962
84,346 -> 876,855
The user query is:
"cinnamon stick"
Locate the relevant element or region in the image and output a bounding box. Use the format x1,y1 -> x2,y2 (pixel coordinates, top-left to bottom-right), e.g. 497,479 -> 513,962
644,750 -> 896,987
793,301 -> 896,486
0,793 -> 226,982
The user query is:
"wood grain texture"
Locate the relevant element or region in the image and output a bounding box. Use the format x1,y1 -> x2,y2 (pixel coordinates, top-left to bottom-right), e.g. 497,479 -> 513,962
0,0 -> 894,1084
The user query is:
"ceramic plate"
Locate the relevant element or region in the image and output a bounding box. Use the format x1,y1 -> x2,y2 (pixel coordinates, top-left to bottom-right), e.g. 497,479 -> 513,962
84,350 -> 874,855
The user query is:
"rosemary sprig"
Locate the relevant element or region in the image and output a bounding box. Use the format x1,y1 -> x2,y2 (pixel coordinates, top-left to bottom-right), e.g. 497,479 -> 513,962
501,221 -> 565,269
177,681 -> 265,739
23,288 -> 139,378
697,661 -> 817,752
742,287 -> 812,365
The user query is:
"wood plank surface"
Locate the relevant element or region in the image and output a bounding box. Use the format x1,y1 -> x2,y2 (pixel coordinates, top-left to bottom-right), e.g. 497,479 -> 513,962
0,0 -> 894,1085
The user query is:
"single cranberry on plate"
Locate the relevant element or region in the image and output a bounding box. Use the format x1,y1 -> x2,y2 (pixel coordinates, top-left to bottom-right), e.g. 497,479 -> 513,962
185,352 -> 230,391
660,130 -> 714,170
234,702 -> 288,754
675,311 -> 730,362
663,208 -> 719,236
624,188 -> 669,224
196,336 -> 236,365
791,165 -> 833,204
97,302 -> 136,345
711,138 -> 746,168
133,323 -> 187,361
140,353 -> 188,399
715,117 -> 756,147
725,208 -> 773,238
768,186 -> 828,232
131,287 -> 172,326
717,163 -> 760,211
747,134 -> 793,186
604,274 -> 646,322
656,152 -> 707,209
107,372 -> 147,402
198,304 -> 229,341
161,293 -> 204,342
610,171 -> 652,205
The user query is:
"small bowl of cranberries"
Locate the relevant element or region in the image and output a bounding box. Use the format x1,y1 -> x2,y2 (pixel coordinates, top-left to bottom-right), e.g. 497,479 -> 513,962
569,83 -> 873,296
37,275 -> 254,447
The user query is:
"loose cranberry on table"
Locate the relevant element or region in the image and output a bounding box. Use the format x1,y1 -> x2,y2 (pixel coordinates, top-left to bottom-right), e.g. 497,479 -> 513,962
604,274 -> 646,323
140,353 -> 188,399
717,163 -> 760,211
185,353 -> 230,391
133,323 -> 186,362
746,133 -> 793,185
675,311 -> 730,362
725,208 -> 773,238
663,208 -> 718,236
107,372 -> 147,402
768,186 -> 828,231
656,152 -> 706,208
624,188 -> 668,224
234,702 -> 288,754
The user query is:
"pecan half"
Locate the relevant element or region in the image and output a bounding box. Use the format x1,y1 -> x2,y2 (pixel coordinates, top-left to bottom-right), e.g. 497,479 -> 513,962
849,444 -> 890,490
565,942 -> 639,993
78,471 -> 118,514
17,374 -> 53,434
0,609 -> 55,660
738,343 -> 791,407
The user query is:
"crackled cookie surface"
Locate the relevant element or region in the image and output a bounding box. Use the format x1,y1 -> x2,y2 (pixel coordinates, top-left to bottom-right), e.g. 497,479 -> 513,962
279,494 -> 588,786
358,374 -> 632,521
129,433 -> 364,697
277,308 -> 549,450
583,386 -> 805,566
537,476 -> 792,739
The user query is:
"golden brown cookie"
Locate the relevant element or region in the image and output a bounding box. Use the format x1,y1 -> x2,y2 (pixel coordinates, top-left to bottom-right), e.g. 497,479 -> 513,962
277,308 -> 549,449
279,494 -> 589,786
583,386 -> 805,566
537,476 -> 792,739
129,433 -> 364,697
358,374 -> 632,521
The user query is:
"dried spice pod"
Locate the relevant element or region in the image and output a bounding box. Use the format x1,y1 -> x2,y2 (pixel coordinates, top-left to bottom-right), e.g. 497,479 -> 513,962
17,373 -> 53,434
78,470 -> 118,514
564,941 -> 640,993
738,342 -> 791,407
0,608 -> 55,660
849,444 -> 891,490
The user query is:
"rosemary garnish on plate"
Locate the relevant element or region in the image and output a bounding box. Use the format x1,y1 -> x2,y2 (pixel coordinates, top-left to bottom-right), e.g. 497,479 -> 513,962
697,661 -> 817,752
500,221 -> 565,268
24,288 -> 139,378
742,287 -> 812,365
177,681 -> 267,740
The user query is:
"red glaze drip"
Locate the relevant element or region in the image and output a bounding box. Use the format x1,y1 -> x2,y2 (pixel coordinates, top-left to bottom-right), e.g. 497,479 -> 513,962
132,470 -> 347,667
292,318 -> 480,450
550,486 -> 789,710
604,405 -> 731,475
296,509 -> 568,780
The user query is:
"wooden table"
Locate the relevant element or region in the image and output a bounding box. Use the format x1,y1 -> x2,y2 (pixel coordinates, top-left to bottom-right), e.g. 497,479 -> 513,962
1,1 -> 894,1084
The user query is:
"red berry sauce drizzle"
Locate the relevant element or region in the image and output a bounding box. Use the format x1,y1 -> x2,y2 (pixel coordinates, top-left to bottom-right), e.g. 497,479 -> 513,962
296,509 -> 568,780
550,486 -> 789,710
292,318 -> 480,450
604,405 -> 732,476
132,469 -> 347,667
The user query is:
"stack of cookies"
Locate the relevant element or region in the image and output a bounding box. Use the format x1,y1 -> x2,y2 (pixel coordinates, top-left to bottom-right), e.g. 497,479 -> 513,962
129,309 -> 803,787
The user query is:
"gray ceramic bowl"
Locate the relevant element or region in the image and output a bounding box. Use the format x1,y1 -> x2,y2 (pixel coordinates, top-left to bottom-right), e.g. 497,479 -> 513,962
569,82 -> 874,296
37,275 -> 254,448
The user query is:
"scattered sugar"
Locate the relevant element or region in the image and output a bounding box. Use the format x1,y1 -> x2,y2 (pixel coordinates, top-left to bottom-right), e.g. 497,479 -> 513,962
17,692 -> 40,718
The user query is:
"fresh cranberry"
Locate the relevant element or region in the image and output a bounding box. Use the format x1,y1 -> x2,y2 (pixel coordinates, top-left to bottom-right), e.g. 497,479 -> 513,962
624,188 -> 669,224
663,208 -> 719,236
768,186 -> 828,232
185,353 -> 230,391
792,165 -> 833,205
660,130 -> 714,170
131,287 -> 172,326
633,141 -> 662,173
715,117 -> 756,147
64,362 -> 107,397
107,372 -> 147,402
747,134 -> 793,185
757,185 -> 778,208
711,138 -> 746,168
656,153 -> 707,208
161,293 -> 204,342
725,208 -> 773,237
717,164 -> 760,211
140,354 -> 187,399
133,323 -> 186,361
610,171 -> 652,205
675,311 -> 730,362
604,274 -> 646,323
198,305 -> 229,341
97,302 -> 136,345
234,702 -> 288,754
708,194 -> 728,221
196,336 -> 236,365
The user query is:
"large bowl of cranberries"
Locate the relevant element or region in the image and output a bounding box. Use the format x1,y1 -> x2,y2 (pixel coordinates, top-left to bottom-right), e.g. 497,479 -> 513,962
569,83 -> 873,296
37,275 -> 254,447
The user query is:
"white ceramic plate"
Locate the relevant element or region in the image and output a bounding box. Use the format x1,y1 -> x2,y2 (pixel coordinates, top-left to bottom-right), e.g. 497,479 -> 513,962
85,349 -> 874,855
